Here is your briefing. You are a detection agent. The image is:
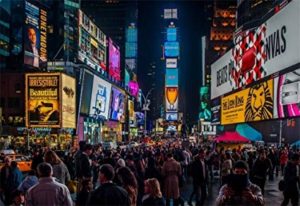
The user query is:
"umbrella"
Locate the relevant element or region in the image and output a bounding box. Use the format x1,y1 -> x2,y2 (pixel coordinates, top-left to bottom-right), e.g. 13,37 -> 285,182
236,123 -> 262,142
215,131 -> 251,143
291,140 -> 300,148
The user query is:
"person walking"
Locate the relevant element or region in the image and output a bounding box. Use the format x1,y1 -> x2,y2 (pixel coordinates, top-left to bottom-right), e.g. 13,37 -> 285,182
0,156 -> 12,204
25,163 -> 73,206
142,178 -> 165,206
88,164 -> 130,206
162,152 -> 182,206
281,153 -> 300,206
44,150 -> 71,184
251,150 -> 272,195
188,149 -> 208,206
116,166 -> 138,206
216,160 -> 264,206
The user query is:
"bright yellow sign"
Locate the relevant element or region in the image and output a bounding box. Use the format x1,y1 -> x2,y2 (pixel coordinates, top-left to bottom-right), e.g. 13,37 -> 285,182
221,79 -> 273,125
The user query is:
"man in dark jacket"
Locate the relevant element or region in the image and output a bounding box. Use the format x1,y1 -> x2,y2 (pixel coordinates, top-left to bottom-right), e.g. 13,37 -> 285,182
281,153 -> 300,206
189,149 -> 208,206
77,144 -> 93,180
88,164 -> 130,206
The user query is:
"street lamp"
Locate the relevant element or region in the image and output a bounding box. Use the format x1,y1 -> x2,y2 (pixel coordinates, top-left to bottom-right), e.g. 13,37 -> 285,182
141,88 -> 154,134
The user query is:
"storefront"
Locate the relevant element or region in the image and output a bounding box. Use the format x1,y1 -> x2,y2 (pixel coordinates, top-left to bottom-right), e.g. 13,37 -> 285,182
77,116 -> 103,144
102,121 -> 123,142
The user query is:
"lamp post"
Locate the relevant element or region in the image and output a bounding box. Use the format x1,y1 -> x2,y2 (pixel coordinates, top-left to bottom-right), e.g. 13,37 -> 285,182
141,88 -> 154,134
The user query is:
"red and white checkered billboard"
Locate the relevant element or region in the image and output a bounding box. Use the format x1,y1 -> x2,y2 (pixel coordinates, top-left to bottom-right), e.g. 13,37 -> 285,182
211,0 -> 300,99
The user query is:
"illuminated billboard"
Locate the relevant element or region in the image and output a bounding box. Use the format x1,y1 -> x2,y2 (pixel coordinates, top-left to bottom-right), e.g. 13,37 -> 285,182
166,112 -> 178,121
273,68 -> 300,118
89,75 -> 112,120
125,59 -> 136,72
211,0 -> 300,99
166,69 -> 178,86
61,74 -> 76,128
128,81 -> 139,97
211,98 -> 221,125
24,1 -> 47,69
126,27 -> 137,42
128,100 -> 135,122
165,87 -> 179,112
26,73 -> 60,127
108,38 -> 121,81
164,42 -> 179,57
109,87 -> 125,121
78,10 -> 107,71
221,79 -> 273,125
166,58 -> 177,68
164,9 -> 178,19
199,86 -> 211,120
167,28 -> 177,42
125,42 -> 137,58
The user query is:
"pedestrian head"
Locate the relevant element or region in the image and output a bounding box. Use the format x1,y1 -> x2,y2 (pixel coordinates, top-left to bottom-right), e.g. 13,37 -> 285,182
198,149 -> 205,159
259,150 -> 266,160
99,164 -> 115,184
233,160 -> 249,175
11,161 -> 18,169
84,144 -> 93,156
79,140 -> 86,151
4,156 -> 11,166
37,162 -> 53,178
11,190 -> 25,206
166,152 -> 173,159
144,178 -> 162,198
44,150 -> 62,165
116,166 -> 137,188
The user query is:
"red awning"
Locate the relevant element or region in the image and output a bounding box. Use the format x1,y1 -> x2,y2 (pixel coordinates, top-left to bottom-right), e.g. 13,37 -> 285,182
215,131 -> 250,143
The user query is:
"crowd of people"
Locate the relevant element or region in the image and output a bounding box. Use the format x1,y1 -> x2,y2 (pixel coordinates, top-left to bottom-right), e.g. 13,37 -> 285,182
0,138 -> 299,206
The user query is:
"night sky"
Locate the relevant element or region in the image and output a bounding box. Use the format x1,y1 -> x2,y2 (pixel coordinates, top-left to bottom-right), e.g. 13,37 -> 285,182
137,1 -> 210,126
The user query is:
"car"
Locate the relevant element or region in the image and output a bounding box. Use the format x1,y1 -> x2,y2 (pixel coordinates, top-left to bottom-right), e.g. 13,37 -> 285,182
0,154 -> 32,172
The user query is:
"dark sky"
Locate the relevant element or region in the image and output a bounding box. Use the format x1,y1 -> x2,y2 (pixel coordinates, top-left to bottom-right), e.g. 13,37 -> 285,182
137,1 -> 210,126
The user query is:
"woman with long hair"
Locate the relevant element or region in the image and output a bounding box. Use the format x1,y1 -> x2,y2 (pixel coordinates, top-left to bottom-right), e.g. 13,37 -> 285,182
142,178 -> 165,206
116,166 -> 138,206
44,150 -> 70,184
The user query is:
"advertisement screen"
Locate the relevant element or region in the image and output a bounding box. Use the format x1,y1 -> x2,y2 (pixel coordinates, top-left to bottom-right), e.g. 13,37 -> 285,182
164,42 -> 179,57
211,98 -> 221,125
166,112 -> 178,121
78,10 -> 107,71
80,71 -> 93,115
61,74 -> 76,128
89,75 -> 112,120
125,42 -> 137,58
135,112 -> 144,126
128,100 -> 134,121
128,81 -> 139,97
125,59 -> 137,72
211,0 -> 300,99
108,38 -> 121,81
167,28 -> 177,42
24,1 -> 47,69
166,69 -> 178,86
126,27 -> 137,42
26,73 -> 60,127
109,87 -> 125,121
165,87 -> 179,112
125,69 -> 130,86
274,68 -> 300,118
221,79 -> 273,125
199,86 -> 211,120
166,58 -> 177,68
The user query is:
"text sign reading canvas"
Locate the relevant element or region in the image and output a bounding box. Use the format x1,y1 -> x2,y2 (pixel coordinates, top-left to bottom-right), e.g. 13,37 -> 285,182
26,74 -> 60,127
211,0 -> 300,99
221,79 -> 273,125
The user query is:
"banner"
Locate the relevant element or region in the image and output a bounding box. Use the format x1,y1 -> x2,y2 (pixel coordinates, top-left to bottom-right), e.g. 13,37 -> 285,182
165,87 -> 178,112
78,10 -> 107,71
89,75 -> 112,120
166,69 -> 178,86
109,87 -> 125,121
61,74 -> 76,128
166,112 -> 178,121
24,1 -> 47,69
26,73 -> 60,127
273,68 -> 300,118
199,86 -> 211,120
221,79 -> 273,125
166,58 -> 177,68
211,98 -> 221,125
211,0 -> 300,99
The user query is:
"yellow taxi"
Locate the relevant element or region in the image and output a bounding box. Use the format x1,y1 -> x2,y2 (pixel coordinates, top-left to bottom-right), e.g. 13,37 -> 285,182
0,150 -> 32,172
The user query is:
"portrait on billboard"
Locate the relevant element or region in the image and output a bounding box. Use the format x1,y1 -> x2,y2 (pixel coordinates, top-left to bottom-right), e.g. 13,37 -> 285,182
274,68 -> 300,118
245,81 -> 273,121
110,87 -> 125,121
26,74 -> 60,127
24,26 -> 40,67
199,87 -> 211,120
109,39 -> 121,81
